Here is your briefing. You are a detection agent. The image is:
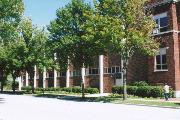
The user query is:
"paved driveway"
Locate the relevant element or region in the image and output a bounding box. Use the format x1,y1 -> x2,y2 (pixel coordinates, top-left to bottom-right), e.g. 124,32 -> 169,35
0,94 -> 179,120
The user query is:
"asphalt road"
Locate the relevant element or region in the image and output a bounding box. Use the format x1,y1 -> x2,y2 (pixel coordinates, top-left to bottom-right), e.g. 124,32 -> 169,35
0,94 -> 179,120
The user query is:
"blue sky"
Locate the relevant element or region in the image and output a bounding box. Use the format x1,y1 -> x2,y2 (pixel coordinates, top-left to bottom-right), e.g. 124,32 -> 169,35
23,0 -> 92,27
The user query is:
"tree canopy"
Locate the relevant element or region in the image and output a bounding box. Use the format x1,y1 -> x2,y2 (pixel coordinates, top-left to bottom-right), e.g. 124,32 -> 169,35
48,0 -> 105,70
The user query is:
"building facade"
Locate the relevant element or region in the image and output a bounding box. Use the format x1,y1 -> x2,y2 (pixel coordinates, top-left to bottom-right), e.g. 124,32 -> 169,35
19,0 -> 180,98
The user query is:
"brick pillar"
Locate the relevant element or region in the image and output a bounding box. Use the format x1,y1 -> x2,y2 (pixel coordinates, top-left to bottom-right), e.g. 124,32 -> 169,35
170,3 -> 180,98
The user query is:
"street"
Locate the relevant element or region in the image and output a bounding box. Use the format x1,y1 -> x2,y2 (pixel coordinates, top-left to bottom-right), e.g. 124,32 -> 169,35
0,94 -> 179,120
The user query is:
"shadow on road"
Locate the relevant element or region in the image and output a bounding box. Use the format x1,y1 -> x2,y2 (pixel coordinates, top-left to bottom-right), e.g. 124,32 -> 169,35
0,91 -> 24,95
35,94 -> 119,103
0,98 -> 5,103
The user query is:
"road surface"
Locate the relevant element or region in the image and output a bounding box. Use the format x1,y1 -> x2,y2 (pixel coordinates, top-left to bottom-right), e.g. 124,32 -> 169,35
0,94 -> 179,120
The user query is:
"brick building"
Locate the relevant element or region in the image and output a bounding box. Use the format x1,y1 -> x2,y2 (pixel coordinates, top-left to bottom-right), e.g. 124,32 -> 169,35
19,0 -> 180,98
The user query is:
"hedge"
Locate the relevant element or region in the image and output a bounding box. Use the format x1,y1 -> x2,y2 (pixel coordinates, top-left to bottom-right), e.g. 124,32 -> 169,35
112,85 -> 174,98
112,86 -> 124,94
84,88 -> 99,94
22,86 -> 32,93
131,81 -> 149,86
22,86 -> 99,94
127,86 -> 138,95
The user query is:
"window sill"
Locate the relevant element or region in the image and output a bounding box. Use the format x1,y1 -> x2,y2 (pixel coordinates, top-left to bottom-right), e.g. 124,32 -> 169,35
154,69 -> 168,72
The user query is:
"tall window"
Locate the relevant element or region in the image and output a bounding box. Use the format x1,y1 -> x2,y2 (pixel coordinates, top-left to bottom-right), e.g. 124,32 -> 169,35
155,48 -> 167,71
153,12 -> 168,34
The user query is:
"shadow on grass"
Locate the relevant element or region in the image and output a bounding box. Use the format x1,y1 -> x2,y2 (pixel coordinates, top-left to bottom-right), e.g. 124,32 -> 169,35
35,94 -> 122,103
175,103 -> 180,106
0,91 -> 24,95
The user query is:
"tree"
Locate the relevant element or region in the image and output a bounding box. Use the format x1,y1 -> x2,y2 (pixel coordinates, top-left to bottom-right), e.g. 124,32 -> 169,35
48,0 -> 104,97
20,18 -> 54,93
0,0 -> 24,91
84,0 -> 159,100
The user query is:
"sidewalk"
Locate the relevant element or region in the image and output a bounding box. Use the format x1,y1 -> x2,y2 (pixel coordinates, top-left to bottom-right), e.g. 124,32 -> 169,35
131,98 -> 180,103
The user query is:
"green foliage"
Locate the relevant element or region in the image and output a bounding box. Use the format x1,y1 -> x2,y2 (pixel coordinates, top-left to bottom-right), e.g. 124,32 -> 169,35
72,86 -> 82,93
61,87 -> 72,93
127,86 -> 138,95
150,87 -> 163,98
48,0 -> 104,69
112,85 -> 174,98
0,0 -> 24,91
22,86 -> 32,93
84,88 -> 99,94
112,86 -> 124,94
136,86 -> 151,98
132,81 -> 149,86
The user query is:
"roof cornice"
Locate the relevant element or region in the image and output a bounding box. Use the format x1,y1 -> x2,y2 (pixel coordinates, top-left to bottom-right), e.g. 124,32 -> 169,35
146,0 -> 179,8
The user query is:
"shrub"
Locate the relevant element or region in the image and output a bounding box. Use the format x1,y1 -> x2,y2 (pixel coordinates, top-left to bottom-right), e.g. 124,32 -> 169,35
136,86 -> 151,98
112,86 -> 124,94
85,88 -> 99,94
127,86 -> 138,95
35,87 -> 44,92
169,88 -> 174,98
61,87 -> 72,93
22,86 -> 32,93
150,86 -> 163,98
132,81 -> 149,86
72,86 -> 82,93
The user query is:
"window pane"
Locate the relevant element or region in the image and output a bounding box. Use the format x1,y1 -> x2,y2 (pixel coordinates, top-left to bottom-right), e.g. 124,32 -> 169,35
155,19 -> 159,27
162,55 -> 167,64
89,69 -> 92,74
156,65 -> 161,70
160,26 -> 168,32
160,17 -> 168,27
116,67 -> 120,73
162,65 -> 167,69
108,68 -> 111,73
156,55 -> 161,64
92,69 -> 98,74
112,67 -> 115,73
104,68 -> 108,73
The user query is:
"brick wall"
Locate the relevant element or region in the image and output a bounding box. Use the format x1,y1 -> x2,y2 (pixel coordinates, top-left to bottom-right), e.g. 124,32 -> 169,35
127,53 -> 148,83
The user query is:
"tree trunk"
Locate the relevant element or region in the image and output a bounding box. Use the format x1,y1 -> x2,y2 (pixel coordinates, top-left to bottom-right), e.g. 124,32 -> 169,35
30,72 -> 35,94
122,60 -> 128,100
12,75 -> 16,94
1,81 -> 4,92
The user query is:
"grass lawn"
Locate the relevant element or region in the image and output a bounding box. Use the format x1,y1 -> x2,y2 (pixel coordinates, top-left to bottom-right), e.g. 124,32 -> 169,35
34,93 -> 180,108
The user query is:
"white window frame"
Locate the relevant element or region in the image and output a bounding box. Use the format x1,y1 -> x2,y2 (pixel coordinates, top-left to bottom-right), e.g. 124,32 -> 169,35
104,66 -> 121,74
153,12 -> 168,34
154,48 -> 168,72
86,68 -> 99,75
70,70 -> 81,77
57,72 -> 66,77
